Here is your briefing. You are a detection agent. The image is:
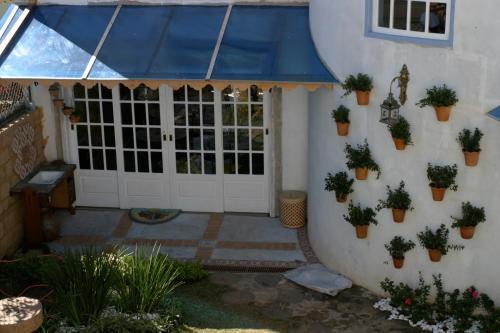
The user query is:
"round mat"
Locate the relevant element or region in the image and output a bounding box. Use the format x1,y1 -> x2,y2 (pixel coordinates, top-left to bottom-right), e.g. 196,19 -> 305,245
129,208 -> 181,225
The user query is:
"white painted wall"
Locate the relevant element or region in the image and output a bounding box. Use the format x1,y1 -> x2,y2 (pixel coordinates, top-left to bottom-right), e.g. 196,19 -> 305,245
308,0 -> 500,302
282,88 -> 309,192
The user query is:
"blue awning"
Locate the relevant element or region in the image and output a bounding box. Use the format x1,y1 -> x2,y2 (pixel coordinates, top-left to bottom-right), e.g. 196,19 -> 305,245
0,4 -> 337,87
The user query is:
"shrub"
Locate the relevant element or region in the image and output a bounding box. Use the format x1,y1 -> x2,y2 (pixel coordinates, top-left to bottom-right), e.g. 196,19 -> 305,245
479,294 -> 500,333
427,163 -> 458,191
417,84 -> 458,108
343,202 -> 378,227
385,236 -> 415,259
331,105 -> 350,123
376,181 -> 413,211
457,128 -> 483,152
345,140 -> 381,178
171,260 -> 208,283
341,73 -> 373,96
451,201 -> 486,228
324,171 -> 354,198
417,224 -> 464,255
388,116 -> 413,145
447,287 -> 482,332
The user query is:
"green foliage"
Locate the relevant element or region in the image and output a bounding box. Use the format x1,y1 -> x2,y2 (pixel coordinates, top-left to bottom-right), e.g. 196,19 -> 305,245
385,236 -> 415,259
83,310 -> 182,333
171,260 -> 208,283
451,201 -> 486,228
427,163 -> 458,191
376,181 -> 413,211
341,73 -> 373,96
344,140 -> 381,179
447,287 -> 482,332
479,294 -> 500,333
388,116 -> 413,144
331,105 -> 350,123
417,84 -> 458,108
457,128 -> 483,152
343,201 -> 378,227
324,171 -> 354,198
417,224 -> 464,255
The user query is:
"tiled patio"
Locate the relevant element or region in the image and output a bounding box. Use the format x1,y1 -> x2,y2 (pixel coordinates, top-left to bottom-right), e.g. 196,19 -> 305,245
47,208 -> 318,270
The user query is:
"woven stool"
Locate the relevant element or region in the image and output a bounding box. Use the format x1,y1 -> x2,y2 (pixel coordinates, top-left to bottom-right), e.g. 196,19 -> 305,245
280,191 -> 307,229
0,297 -> 43,333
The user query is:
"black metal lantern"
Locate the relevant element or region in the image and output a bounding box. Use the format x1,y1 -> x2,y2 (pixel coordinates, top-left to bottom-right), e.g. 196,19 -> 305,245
380,64 -> 409,124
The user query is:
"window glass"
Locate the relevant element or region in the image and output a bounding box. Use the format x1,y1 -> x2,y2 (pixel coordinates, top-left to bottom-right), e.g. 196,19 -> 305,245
378,0 -> 391,28
429,2 -> 447,34
393,0 -> 408,30
411,1 -> 427,32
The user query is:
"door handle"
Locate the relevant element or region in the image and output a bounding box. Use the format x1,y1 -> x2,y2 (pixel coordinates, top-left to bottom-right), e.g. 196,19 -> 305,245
169,134 -> 173,141
163,133 -> 167,142
265,128 -> 269,135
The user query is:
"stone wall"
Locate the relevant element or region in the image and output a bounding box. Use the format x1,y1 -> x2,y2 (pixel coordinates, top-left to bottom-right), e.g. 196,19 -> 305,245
0,108 -> 46,258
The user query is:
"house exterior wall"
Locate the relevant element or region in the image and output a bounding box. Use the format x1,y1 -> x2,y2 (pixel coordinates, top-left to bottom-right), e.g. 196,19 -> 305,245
308,0 -> 500,301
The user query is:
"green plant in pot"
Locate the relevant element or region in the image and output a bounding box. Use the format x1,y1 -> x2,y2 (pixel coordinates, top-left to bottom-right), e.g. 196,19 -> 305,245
341,73 -> 374,106
385,236 -> 415,269
388,116 -> 413,151
457,128 -> 483,167
324,171 -> 354,203
332,105 -> 351,136
451,202 -> 486,240
343,201 -> 378,239
376,181 -> 414,223
427,163 -> 458,201
69,104 -> 85,124
345,140 -> 381,180
417,224 -> 464,262
417,84 -> 458,122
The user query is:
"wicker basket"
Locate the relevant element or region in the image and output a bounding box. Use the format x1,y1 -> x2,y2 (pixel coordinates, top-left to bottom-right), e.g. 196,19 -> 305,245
279,191 -> 307,229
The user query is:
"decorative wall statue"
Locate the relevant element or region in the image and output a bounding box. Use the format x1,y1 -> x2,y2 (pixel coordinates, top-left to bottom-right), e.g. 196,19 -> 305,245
11,124 -> 37,179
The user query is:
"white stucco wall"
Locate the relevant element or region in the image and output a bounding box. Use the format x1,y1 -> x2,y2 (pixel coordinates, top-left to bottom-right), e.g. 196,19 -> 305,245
308,0 -> 500,302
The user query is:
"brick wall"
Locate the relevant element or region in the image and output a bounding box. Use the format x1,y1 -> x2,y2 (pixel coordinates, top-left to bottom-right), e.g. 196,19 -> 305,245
0,108 -> 46,258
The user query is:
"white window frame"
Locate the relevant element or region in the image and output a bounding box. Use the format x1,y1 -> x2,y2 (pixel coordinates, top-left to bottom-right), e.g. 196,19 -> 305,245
372,0 -> 451,41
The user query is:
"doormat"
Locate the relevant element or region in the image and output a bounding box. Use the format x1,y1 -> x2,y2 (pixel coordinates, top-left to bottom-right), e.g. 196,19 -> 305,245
129,208 -> 181,225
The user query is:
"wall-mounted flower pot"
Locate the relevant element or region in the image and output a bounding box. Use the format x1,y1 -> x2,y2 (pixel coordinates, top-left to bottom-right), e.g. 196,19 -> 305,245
434,106 -> 452,122
336,122 -> 350,136
392,257 -> 404,269
391,209 -> 406,223
392,138 -> 406,151
430,186 -> 446,201
336,194 -> 347,203
463,151 -> 480,167
460,226 -> 476,239
355,91 -> 370,106
428,249 -> 442,262
355,167 -> 368,180
355,225 -> 368,239
69,115 -> 81,124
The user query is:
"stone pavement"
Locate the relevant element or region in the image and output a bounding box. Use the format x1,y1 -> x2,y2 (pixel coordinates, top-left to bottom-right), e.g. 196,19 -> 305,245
48,208 -> 316,270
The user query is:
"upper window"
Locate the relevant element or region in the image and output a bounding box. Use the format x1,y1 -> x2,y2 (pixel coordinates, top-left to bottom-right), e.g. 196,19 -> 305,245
369,0 -> 453,44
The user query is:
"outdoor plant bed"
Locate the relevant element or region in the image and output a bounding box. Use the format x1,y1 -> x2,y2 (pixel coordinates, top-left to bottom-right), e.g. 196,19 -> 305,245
345,140 -> 381,180
324,171 -> 354,203
343,201 -> 378,239
388,116 -> 413,151
417,224 -> 464,262
458,128 -> 483,167
377,181 -> 413,223
341,73 -> 374,106
417,84 -> 459,122
332,105 -> 350,136
385,236 -> 415,269
451,202 -> 486,239
427,164 -> 458,201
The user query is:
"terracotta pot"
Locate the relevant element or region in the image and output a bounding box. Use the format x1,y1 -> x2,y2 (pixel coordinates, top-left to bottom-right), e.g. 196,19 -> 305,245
430,186 -> 446,201
62,107 -> 73,116
392,257 -> 405,269
434,106 -> 452,122
69,115 -> 81,124
460,226 -> 476,239
428,249 -> 442,262
392,138 -> 406,151
463,151 -> 480,167
336,194 -> 347,203
392,208 -> 406,223
355,167 -> 369,180
355,90 -> 370,106
336,122 -> 350,136
355,225 -> 368,239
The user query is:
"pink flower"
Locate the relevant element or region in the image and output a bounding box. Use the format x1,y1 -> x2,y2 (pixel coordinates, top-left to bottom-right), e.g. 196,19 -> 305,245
404,298 -> 412,305
472,290 -> 479,299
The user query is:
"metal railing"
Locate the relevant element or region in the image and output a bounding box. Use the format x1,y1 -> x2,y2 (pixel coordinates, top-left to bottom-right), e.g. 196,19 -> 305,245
0,82 -> 31,127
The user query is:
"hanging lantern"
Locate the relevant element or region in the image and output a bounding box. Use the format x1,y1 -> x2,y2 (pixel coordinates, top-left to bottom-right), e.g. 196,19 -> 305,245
380,92 -> 400,124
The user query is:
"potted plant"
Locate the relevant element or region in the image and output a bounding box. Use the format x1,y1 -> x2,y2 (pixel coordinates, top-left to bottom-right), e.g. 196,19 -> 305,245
341,73 -> 374,106
451,202 -> 486,239
376,181 -> 414,223
345,140 -> 381,180
417,224 -> 464,262
332,105 -> 350,136
417,84 -> 458,122
457,128 -> 483,167
324,171 -> 354,203
427,163 -> 458,201
385,236 -> 415,269
62,105 -> 74,116
388,116 -> 413,151
69,107 -> 83,124
343,201 -> 378,239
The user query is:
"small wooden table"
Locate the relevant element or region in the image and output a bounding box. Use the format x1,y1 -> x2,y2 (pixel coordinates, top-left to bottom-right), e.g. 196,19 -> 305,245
0,297 -> 43,333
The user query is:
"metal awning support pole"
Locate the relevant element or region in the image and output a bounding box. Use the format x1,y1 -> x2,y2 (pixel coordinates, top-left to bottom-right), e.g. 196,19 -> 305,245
205,4 -> 232,81
0,7 -> 30,58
